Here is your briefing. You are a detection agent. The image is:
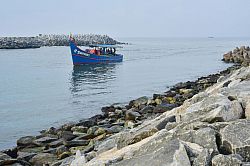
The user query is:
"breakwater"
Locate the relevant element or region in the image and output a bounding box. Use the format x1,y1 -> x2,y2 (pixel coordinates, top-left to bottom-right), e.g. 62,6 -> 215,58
0,34 -> 122,49
223,46 -> 250,66
0,37 -> 41,49
0,46 -> 250,166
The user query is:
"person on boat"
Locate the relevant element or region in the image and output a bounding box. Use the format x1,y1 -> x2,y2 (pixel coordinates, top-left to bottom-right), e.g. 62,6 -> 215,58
97,49 -> 101,56
100,48 -> 104,55
89,49 -> 95,54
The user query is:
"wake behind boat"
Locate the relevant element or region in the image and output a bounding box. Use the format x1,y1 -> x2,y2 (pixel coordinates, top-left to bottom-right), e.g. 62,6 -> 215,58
69,36 -> 123,65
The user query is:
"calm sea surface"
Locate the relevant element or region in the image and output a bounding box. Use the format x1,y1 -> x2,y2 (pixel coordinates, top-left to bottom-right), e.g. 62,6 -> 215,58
0,37 -> 250,150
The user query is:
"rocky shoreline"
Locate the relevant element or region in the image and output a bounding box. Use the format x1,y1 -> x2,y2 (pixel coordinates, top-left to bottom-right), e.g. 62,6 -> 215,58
1,46 -> 250,166
0,34 -> 123,49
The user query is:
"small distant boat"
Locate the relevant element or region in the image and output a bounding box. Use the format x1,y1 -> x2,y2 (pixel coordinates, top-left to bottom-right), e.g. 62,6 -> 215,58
69,36 -> 123,65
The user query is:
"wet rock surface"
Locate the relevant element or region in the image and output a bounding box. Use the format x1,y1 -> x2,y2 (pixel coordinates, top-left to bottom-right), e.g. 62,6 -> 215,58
29,153 -> 57,166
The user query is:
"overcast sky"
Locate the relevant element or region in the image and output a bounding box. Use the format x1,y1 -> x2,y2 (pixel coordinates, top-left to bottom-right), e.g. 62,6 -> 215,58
1,0 -> 250,37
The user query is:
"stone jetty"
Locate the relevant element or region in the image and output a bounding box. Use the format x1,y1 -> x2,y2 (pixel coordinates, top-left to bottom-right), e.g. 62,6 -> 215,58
39,34 -> 123,47
0,34 -> 122,49
1,47 -> 250,166
223,46 -> 250,66
0,37 -> 41,49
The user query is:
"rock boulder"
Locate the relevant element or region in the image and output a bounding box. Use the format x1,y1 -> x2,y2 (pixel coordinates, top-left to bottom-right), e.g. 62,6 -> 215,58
212,154 -> 243,166
114,139 -> 191,166
220,120 -> 250,161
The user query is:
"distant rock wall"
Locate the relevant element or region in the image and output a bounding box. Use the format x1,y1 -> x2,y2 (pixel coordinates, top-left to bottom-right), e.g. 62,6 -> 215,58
0,37 -> 41,49
223,46 -> 250,66
39,34 -> 122,46
0,34 -> 122,49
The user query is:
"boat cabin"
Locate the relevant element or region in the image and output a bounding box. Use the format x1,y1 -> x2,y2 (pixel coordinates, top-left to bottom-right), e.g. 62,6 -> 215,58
86,44 -> 122,56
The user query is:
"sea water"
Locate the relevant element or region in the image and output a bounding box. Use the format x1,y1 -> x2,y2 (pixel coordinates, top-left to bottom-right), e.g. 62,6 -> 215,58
0,37 -> 250,150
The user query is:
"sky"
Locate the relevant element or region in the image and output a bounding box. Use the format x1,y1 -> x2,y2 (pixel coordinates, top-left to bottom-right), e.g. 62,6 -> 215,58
1,0 -> 250,38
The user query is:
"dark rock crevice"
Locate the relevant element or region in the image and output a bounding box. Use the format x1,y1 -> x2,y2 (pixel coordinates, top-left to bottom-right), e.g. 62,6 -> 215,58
215,133 -> 232,155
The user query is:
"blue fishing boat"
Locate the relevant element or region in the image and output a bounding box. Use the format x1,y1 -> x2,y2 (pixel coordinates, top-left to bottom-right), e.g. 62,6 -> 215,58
69,37 -> 123,65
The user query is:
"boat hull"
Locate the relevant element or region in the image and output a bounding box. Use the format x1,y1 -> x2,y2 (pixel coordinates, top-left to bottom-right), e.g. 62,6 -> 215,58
69,40 -> 123,65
